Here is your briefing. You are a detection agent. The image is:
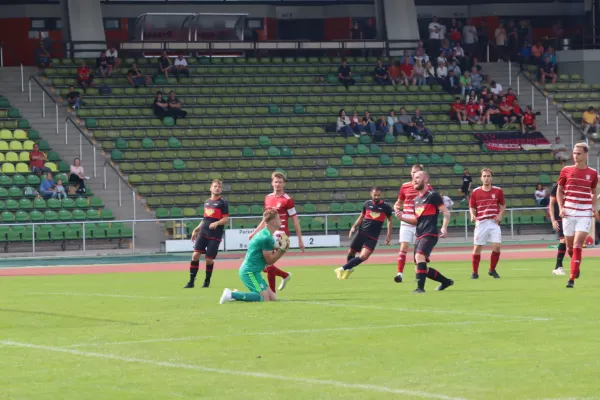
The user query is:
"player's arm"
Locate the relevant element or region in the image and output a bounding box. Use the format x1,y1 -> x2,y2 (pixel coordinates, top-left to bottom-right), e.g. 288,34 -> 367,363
191,219 -> 203,241
349,213 -> 365,238
263,248 -> 286,265
496,203 -> 505,224
398,214 -> 417,225
438,204 -> 450,238
385,214 -> 393,245
249,219 -> 266,240
290,214 -> 305,252
548,195 -> 561,230
556,184 -> 565,218
469,207 -> 477,223
209,215 -> 229,230
592,186 -> 598,220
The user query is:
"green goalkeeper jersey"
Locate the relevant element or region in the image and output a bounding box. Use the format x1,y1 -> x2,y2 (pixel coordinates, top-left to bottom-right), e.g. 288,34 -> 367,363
239,228 -> 274,273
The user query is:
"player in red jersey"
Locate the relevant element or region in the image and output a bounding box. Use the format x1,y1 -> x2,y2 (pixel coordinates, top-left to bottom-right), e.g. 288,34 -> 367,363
184,180 -> 230,288
249,171 -> 305,292
469,168 -> 506,279
557,142 -> 599,288
393,164 -> 433,283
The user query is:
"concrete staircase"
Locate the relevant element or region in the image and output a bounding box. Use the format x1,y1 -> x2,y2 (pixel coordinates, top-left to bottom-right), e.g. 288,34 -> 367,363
0,66 -> 166,252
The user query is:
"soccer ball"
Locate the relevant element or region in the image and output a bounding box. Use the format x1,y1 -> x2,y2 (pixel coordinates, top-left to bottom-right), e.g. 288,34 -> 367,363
273,231 -> 290,252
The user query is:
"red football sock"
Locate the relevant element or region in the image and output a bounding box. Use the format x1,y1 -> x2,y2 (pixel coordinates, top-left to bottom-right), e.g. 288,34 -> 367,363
490,251 -> 500,271
570,246 -> 582,281
472,254 -> 481,274
397,251 -> 407,273
269,265 -> 289,279
265,266 -> 277,292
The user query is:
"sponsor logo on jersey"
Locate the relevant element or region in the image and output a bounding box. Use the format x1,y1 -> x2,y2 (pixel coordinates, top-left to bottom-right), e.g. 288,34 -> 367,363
415,206 -> 424,216
205,209 -> 214,216
370,212 -> 380,219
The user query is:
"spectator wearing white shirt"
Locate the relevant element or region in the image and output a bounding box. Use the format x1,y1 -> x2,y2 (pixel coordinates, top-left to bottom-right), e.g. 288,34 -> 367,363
436,62 -> 449,88
387,110 -> 401,135
454,43 -> 465,59
534,184 -> 549,207
442,194 -> 454,210
173,55 -> 190,81
462,20 -> 478,55
551,136 -> 570,164
424,61 -> 436,85
336,109 -> 353,137
495,22 -> 508,62
106,47 -> 120,69
428,16 -> 443,55
490,80 -> 503,96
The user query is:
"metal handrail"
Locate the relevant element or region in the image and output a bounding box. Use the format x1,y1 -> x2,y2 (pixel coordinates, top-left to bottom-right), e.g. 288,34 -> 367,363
516,69 -> 549,126
64,117 -> 98,178
28,75 -> 60,134
103,160 -> 137,225
0,41 -> 25,92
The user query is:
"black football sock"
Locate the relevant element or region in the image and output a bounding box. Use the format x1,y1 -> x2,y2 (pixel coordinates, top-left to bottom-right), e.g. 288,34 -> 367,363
416,262 -> 428,289
347,254 -> 354,262
556,243 -> 566,269
205,262 -> 214,282
426,267 -> 449,283
342,257 -> 363,270
189,260 -> 200,283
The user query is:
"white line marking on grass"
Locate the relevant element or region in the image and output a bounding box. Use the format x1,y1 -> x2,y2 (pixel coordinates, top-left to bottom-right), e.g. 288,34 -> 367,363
64,319 -> 498,348
0,340 -> 468,400
295,301 -> 552,321
27,292 -> 194,300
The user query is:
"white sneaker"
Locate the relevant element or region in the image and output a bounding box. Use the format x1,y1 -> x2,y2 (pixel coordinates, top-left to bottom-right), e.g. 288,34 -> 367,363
84,176 -> 90,180
219,288 -> 235,304
552,267 -> 566,276
278,273 -> 292,291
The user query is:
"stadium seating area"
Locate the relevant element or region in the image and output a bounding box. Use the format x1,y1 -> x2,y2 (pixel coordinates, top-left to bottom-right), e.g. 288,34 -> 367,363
43,56 -> 559,235
0,95 -> 129,250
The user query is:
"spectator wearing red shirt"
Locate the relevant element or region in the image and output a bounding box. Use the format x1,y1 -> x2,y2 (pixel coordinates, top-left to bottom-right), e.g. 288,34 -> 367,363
29,143 -> 51,175
450,97 -> 467,123
521,105 -> 537,134
399,57 -> 415,87
505,88 -> 517,106
465,98 -> 481,125
511,99 -> 523,120
476,98 -> 489,125
388,61 -> 401,86
498,95 -> 518,128
77,61 -> 94,92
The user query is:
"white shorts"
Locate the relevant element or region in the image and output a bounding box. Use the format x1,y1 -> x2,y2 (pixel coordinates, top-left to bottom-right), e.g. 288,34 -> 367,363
562,217 -> 592,236
474,219 -> 502,246
399,223 -> 416,244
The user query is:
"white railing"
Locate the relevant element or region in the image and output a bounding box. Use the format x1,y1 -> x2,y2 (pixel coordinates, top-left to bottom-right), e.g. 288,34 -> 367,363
28,76 -> 59,134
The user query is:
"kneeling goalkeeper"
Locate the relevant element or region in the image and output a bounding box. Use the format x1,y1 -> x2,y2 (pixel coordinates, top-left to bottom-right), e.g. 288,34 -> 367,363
220,209 -> 289,304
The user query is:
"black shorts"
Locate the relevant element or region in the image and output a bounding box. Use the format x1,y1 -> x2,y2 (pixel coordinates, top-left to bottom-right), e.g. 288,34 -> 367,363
461,187 -> 470,195
193,235 -> 221,260
556,219 -> 564,239
414,235 -> 439,261
490,114 -> 505,125
349,232 -> 378,253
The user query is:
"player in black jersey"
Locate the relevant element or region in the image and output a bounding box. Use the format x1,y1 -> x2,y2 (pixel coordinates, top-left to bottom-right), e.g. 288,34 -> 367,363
184,180 -> 230,288
397,171 -> 454,293
335,187 -> 393,279
549,182 -> 567,276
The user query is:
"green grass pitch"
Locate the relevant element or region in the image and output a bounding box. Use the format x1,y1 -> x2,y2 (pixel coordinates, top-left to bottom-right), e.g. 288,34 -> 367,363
2,258 -> 600,400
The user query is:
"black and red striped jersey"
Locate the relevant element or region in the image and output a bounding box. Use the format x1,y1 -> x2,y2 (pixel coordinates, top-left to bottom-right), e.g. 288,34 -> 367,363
200,197 -> 229,239
359,199 -> 393,238
414,190 -> 444,238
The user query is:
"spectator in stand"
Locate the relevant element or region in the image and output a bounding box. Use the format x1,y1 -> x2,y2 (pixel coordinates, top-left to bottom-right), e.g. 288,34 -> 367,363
440,39 -> 452,57
414,59 -> 425,86
396,107 -> 415,137
495,22 -> 508,62
531,41 -> 544,65
349,21 -> 363,40
428,16 -> 443,55
459,71 -> 472,96
106,47 -> 120,69
40,172 -> 58,199
389,61 -> 401,86
451,97 -> 468,124
498,95 -> 518,128
490,80 -> 504,96
462,19 -> 478,56
157,51 -> 173,80
470,67 -> 483,91
505,88 -> 517,105
448,18 -> 461,47
350,111 -> 361,133
507,20 -> 519,60
477,20 -> 489,60
437,51 -> 448,67
519,41 -> 532,70
436,61 -> 449,87
153,91 -> 169,120
167,91 -> 187,123
173,55 -> 190,81
34,40 -> 52,68
336,109 -> 353,137
364,19 -> 376,40
361,112 -> 376,135
480,86 -> 490,102
534,184 -> 549,207
521,105 -> 537,134
466,89 -> 479,103
517,20 -> 531,50
374,60 -> 390,85
376,116 -> 388,138
127,63 -> 151,88
412,109 -> 433,144
69,158 -> 87,194
96,51 -> 112,78
424,61 -> 436,85
511,99 -> 523,123
465,98 -> 481,124
29,143 -> 50,175
485,99 -> 503,125
387,110 -> 400,135
77,61 -> 94,93
551,136 -> 571,164
454,43 -> 466,62
399,50 -> 415,65
414,42 -> 430,64
539,56 -> 557,84
442,192 -> 454,210
447,65 -> 459,92
448,59 -> 461,79
55,179 -> 67,200
459,168 -> 472,203
66,86 -> 82,110
399,57 -> 415,87
582,107 -> 599,139
543,47 -> 557,65
338,59 -> 355,88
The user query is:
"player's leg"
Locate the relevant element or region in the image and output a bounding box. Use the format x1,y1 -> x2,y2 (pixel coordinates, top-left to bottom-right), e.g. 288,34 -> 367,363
488,241 -> 501,278
335,235 -> 364,279
222,271 -> 266,304
553,221 -> 566,275
264,264 -> 291,293
471,221 -> 488,279
395,225 -> 415,283
202,240 -> 220,288
184,236 -> 207,288
566,220 -> 592,288
413,237 -> 453,293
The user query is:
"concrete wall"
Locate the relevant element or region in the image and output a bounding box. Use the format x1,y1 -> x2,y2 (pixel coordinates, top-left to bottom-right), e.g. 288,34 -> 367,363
557,50 -> 600,84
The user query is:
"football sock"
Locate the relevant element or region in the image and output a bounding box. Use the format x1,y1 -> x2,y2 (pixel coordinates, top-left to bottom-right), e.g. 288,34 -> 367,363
397,251 -> 407,273
416,262 -> 428,290
426,267 -> 449,283
205,262 -> 214,282
270,265 -> 289,279
265,266 -> 277,292
231,291 -> 263,302
347,254 -> 354,262
189,260 -> 200,282
570,246 -> 582,281
342,257 -> 363,271
472,254 -> 481,274
490,251 -> 501,271
556,243 -> 566,268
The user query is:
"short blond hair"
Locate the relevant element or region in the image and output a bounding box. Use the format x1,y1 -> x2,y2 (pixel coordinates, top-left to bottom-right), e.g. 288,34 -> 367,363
412,164 -> 424,171
263,209 -> 279,223
211,179 -> 222,185
481,168 -> 493,176
271,171 -> 287,182
574,142 -> 589,153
